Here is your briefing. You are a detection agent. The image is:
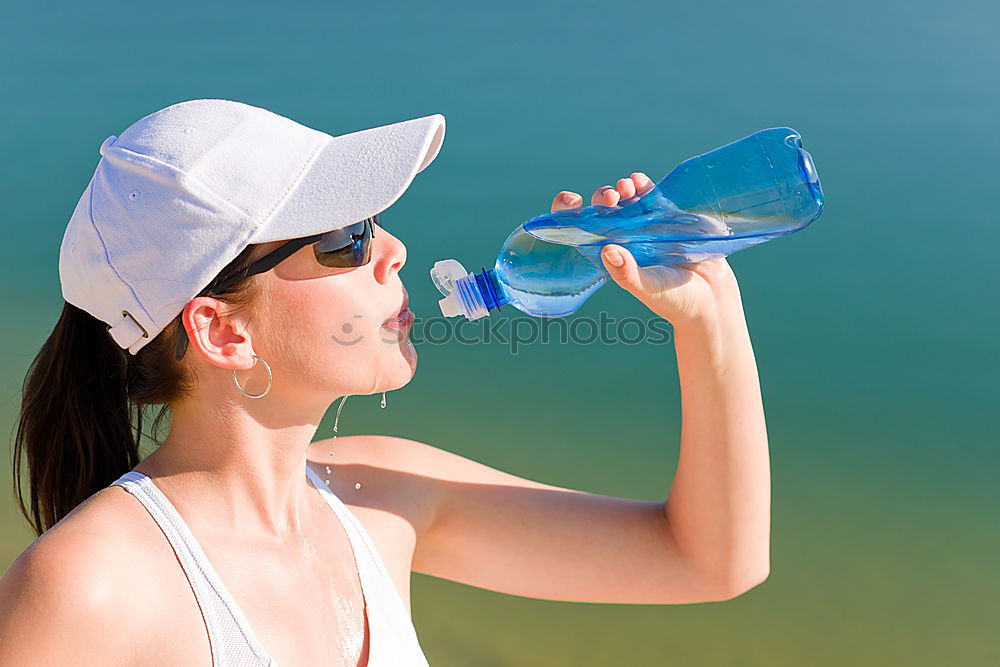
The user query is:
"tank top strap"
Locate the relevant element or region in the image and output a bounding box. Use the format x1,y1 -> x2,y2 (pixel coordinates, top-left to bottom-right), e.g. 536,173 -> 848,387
304,466 -> 430,666
111,471 -> 276,666
305,467 -> 401,599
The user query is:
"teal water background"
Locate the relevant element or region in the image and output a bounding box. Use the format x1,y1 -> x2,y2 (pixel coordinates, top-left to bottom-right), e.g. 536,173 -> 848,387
2,1 -> 998,664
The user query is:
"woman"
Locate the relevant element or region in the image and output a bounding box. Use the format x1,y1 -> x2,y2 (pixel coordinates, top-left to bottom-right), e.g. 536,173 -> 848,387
0,99 -> 770,665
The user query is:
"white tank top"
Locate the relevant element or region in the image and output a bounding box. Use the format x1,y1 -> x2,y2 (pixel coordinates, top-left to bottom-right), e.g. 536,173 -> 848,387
111,468 -> 430,666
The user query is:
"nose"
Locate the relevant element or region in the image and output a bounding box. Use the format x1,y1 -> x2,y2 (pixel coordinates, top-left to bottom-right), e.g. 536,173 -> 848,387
373,226 -> 406,283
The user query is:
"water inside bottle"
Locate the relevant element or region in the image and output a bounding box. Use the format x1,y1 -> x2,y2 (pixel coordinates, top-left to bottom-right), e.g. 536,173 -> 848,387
500,206 -> 807,316
494,225 -> 607,317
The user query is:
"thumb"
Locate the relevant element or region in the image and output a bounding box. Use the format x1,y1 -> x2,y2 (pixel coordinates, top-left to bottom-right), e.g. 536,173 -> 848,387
600,244 -> 643,294
600,244 -> 686,298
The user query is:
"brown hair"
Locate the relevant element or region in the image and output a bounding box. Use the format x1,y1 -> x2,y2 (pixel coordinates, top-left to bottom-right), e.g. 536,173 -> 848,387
12,244 -> 266,536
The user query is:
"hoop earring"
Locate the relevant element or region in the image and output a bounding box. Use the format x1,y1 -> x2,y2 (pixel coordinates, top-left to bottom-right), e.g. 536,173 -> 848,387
233,354 -> 272,399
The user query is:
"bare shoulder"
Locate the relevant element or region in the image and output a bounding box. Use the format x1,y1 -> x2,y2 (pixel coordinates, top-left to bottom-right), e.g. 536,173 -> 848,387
306,434 -> 456,534
309,433 -> 545,483
313,433 -> 569,489
306,433 -> 565,534
0,486 -> 182,664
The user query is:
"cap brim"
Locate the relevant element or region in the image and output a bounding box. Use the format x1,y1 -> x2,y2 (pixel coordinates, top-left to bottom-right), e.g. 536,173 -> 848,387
252,113 -> 445,243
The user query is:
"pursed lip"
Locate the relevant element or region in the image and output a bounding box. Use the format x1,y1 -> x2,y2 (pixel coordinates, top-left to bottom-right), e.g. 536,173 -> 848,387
382,288 -> 412,328
383,309 -> 415,330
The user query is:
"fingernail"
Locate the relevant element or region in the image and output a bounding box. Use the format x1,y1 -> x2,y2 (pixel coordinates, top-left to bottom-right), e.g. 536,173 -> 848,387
606,247 -> 625,268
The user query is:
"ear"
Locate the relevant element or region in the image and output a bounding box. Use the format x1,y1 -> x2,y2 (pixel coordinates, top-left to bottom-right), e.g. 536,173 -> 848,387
180,297 -> 256,370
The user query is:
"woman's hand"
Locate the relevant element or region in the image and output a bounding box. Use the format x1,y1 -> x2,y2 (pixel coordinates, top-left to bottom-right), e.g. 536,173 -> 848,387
551,172 -> 740,326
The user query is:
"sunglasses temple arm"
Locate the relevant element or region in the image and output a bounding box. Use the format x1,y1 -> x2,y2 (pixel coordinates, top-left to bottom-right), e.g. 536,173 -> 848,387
213,235 -> 320,294
174,234 -> 322,361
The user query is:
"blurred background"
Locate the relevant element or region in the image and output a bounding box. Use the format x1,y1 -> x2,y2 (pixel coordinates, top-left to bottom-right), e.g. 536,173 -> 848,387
1,0 -> 997,664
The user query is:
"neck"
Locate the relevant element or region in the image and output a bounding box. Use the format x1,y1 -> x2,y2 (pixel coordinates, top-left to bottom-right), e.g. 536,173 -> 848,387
137,384 -> 337,541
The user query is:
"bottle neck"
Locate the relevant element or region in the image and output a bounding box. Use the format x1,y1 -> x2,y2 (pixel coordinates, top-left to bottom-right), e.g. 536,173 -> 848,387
474,268 -> 508,312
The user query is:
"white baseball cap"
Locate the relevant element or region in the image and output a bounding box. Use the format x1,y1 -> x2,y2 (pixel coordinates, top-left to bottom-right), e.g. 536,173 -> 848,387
58,98 -> 446,355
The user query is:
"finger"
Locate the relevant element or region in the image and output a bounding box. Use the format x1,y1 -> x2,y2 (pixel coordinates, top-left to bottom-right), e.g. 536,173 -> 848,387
616,177 -> 636,200
591,185 -> 620,207
551,191 -> 583,213
601,243 -> 685,297
600,244 -> 641,292
630,172 -> 655,196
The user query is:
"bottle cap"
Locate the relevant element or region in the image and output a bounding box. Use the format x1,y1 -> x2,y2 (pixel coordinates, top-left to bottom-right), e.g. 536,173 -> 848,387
430,259 -> 490,320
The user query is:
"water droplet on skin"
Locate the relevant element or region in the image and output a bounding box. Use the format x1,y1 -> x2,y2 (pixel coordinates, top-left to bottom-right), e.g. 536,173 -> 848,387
355,482 -> 362,490
380,392 -> 387,409
325,479 -> 330,486
325,466 -> 332,474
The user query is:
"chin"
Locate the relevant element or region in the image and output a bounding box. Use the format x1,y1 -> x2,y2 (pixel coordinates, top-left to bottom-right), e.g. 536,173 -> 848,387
375,340 -> 417,391
395,340 -> 418,381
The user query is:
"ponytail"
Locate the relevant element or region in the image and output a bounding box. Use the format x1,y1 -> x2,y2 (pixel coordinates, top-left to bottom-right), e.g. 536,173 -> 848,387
13,243 -> 262,536
13,303 -> 146,535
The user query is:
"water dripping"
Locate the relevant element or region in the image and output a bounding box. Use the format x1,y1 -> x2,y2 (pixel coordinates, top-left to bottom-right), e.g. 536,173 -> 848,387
332,395 -> 350,439
380,392 -> 387,409
355,482 -> 362,490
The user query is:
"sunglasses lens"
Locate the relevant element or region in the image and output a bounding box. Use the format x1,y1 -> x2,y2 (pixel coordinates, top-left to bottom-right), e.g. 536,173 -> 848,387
313,217 -> 375,268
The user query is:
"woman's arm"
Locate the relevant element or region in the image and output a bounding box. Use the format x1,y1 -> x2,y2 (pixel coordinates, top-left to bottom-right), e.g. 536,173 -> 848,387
668,284 -> 770,592
590,174 -> 770,594
333,174 -> 769,605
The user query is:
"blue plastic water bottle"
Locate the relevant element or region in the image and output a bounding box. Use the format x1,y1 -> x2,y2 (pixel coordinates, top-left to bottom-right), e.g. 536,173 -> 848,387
431,127 -> 824,320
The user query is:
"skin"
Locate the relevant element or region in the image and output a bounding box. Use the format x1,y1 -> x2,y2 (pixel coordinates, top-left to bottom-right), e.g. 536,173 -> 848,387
0,173 -> 769,666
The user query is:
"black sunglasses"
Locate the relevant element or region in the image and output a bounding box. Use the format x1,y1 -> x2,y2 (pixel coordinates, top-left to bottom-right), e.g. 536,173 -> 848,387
174,213 -> 381,361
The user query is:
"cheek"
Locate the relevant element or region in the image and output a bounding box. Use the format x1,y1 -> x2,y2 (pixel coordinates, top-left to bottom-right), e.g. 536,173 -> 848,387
266,282 -> 387,384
